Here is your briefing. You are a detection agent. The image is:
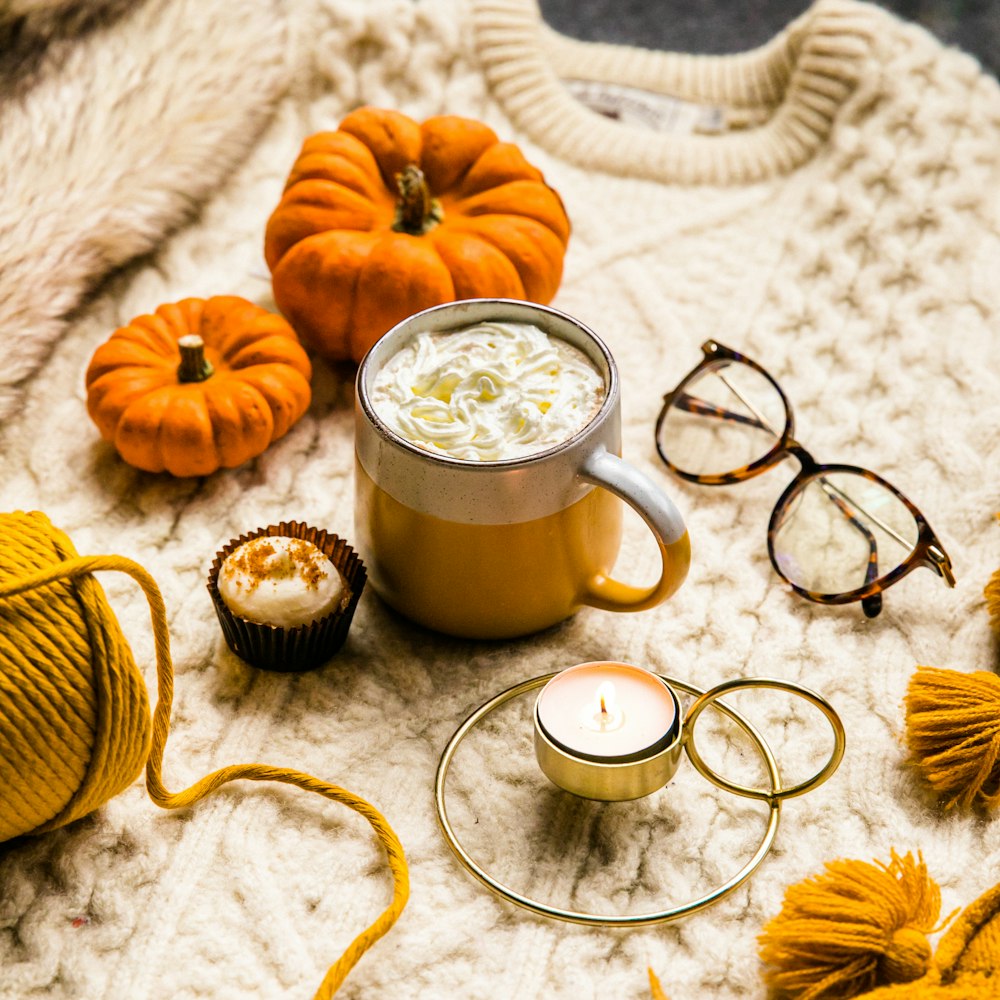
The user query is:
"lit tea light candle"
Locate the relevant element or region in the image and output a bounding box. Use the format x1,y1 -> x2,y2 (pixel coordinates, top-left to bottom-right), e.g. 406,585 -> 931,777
534,661 -> 682,800
588,681 -> 624,733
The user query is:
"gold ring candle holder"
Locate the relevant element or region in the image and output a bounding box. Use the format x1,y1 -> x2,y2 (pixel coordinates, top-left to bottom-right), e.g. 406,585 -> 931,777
435,666 -> 845,927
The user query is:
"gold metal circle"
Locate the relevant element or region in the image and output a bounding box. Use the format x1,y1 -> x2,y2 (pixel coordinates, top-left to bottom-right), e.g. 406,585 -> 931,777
683,677 -> 846,803
434,673 -> 782,927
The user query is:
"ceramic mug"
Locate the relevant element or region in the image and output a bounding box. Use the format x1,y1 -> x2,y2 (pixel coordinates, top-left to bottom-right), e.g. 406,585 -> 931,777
354,298 -> 690,639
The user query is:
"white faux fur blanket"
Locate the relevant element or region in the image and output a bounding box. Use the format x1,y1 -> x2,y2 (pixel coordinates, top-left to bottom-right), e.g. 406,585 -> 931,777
2,1 -> 1000,998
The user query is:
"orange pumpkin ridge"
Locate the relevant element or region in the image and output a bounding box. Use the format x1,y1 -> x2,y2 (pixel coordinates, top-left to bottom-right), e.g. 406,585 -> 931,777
85,296 -> 312,478
264,106 -> 572,364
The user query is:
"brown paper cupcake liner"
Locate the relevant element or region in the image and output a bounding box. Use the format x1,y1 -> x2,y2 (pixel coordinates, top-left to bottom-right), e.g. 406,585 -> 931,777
207,520 -> 366,672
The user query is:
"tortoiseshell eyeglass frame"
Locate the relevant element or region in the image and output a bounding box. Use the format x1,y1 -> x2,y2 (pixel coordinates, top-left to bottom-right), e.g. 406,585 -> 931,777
654,341 -> 956,618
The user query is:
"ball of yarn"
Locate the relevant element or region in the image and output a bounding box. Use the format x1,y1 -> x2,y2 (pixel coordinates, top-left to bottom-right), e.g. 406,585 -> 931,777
0,509 -> 408,999
905,666 -> 1000,810
758,851 -> 942,999
0,511 -> 150,841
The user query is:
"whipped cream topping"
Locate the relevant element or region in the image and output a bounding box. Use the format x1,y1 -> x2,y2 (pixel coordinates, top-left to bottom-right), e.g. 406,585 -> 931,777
218,535 -> 345,628
370,322 -> 606,461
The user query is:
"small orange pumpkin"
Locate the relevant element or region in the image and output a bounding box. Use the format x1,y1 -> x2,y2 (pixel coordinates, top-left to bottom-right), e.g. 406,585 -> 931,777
264,106 -> 571,363
85,296 -> 312,477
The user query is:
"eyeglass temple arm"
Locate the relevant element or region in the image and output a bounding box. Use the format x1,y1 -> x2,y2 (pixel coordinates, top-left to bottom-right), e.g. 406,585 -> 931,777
672,391 -> 770,431
815,483 -> 882,618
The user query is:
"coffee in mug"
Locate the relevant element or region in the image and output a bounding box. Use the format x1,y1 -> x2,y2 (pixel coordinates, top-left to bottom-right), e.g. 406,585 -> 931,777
355,299 -> 690,639
370,321 -> 605,461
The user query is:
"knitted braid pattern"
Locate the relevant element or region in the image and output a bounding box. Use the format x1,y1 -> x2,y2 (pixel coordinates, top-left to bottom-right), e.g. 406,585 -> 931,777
754,20 -> 1000,397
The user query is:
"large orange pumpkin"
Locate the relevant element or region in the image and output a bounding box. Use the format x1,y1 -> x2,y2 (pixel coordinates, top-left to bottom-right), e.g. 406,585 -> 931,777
264,106 -> 571,363
85,296 -> 312,477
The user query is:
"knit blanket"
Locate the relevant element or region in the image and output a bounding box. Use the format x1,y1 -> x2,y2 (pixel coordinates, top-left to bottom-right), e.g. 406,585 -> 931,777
2,0 -> 999,998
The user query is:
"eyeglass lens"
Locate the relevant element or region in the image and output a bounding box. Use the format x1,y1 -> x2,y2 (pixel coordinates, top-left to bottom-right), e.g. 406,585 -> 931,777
659,359 -> 921,596
657,362 -> 787,478
772,473 -> 919,595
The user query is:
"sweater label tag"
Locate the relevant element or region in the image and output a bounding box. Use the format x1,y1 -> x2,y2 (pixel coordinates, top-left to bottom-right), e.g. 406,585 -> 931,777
564,78 -> 726,135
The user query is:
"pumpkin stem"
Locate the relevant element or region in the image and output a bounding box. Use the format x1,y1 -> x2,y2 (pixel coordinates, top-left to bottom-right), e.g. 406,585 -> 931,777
176,335 -> 214,383
392,165 -> 443,236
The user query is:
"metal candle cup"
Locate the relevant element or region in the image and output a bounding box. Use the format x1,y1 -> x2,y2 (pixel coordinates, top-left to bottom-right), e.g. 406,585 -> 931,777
533,662 -> 683,801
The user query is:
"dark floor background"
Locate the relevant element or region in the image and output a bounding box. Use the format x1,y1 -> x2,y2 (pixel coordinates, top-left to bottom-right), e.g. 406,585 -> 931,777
538,1 -> 1000,78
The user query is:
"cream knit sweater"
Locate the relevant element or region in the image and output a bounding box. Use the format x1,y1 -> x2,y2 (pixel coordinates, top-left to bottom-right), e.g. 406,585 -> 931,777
1,1 -> 998,998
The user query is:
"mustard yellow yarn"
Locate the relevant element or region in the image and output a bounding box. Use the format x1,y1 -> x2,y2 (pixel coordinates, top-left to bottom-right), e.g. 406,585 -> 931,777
0,510 -> 409,999
758,851 -> 945,1000
648,967 -> 670,999
649,862 -> 1000,1000
814,879 -> 1000,999
0,512 -> 151,840
905,666 -> 1000,810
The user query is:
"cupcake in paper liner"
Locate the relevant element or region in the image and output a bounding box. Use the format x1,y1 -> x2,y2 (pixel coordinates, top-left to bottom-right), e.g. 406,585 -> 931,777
207,521 -> 366,672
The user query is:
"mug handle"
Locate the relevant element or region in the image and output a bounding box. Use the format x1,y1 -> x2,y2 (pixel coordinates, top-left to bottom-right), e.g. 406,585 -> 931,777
577,446 -> 691,612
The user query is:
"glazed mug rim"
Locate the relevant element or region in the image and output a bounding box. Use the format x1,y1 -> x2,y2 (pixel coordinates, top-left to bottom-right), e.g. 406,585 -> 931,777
356,297 -> 620,472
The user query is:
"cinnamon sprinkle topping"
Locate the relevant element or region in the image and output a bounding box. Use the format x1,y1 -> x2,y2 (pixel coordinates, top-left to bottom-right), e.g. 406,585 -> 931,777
225,537 -> 332,594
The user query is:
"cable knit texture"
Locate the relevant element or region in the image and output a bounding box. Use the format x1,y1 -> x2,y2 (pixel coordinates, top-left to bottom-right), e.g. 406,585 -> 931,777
1,0 -> 999,997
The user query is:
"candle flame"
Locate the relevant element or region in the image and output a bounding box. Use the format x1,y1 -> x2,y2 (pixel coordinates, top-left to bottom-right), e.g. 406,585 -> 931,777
595,681 -> 617,725
576,679 -> 625,733
598,683 -> 613,715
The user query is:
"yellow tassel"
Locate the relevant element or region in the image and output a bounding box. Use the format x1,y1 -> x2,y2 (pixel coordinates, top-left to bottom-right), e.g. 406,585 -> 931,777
904,666 -> 1000,810
648,967 -> 670,1000
985,523 -> 1000,633
758,851 -> 943,1000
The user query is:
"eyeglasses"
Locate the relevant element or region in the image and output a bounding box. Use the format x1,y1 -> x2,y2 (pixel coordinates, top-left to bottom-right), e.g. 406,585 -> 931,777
654,341 -> 955,618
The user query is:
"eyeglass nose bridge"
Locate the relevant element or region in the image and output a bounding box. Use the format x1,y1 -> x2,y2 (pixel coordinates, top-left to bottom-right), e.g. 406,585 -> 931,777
781,441 -> 820,476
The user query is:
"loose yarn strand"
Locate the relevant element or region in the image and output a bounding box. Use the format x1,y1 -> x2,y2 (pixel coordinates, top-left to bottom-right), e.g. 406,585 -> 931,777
0,550 -> 409,999
647,966 -> 670,1000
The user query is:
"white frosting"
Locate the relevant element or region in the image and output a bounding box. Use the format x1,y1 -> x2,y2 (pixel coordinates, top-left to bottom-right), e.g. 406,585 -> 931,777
218,535 -> 345,628
370,322 -> 606,461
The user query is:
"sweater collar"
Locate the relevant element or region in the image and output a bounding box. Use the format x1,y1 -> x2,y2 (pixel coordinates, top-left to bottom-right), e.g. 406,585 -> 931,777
471,0 -> 877,184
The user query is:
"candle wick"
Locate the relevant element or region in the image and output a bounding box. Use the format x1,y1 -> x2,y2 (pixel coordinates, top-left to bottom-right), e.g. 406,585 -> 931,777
599,694 -> 608,718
